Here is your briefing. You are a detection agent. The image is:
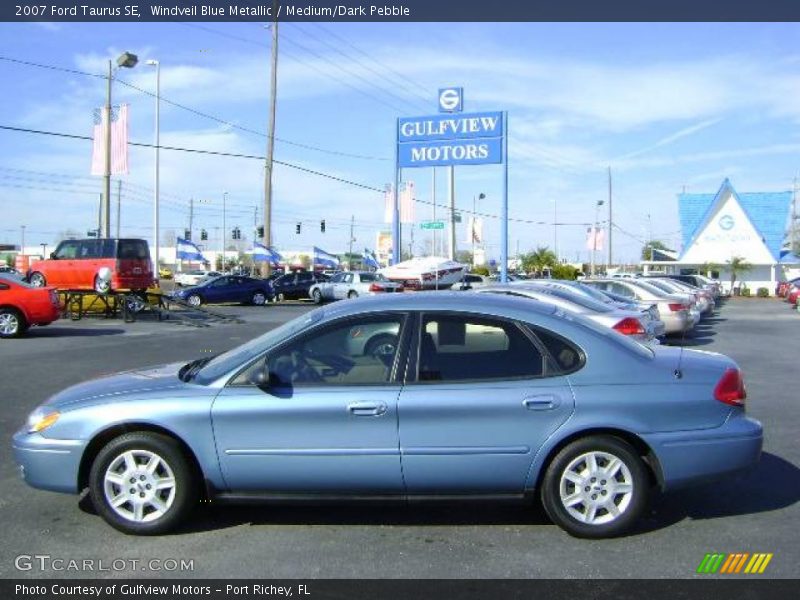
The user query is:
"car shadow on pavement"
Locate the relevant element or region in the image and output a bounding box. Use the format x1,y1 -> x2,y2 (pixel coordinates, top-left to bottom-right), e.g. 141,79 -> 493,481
634,452 -> 800,534
23,327 -> 126,338
663,327 -> 716,347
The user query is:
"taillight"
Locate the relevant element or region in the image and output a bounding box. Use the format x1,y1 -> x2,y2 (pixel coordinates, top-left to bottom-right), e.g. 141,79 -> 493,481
613,317 -> 645,336
668,303 -> 688,312
714,368 -> 746,407
369,283 -> 383,292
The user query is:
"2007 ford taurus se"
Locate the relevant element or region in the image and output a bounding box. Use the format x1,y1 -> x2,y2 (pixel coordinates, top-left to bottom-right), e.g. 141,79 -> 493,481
13,293 -> 762,538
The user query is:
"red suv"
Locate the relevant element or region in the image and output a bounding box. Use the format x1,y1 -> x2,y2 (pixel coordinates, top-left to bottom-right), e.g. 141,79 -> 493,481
27,238 -> 153,293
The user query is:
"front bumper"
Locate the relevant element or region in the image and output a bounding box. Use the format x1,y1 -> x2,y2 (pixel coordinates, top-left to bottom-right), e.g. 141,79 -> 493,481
642,413 -> 762,491
12,430 -> 86,494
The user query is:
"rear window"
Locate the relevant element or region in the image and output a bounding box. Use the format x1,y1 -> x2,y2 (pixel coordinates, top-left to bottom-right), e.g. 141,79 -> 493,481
542,287 -> 613,313
117,240 -> 150,260
359,273 -> 377,282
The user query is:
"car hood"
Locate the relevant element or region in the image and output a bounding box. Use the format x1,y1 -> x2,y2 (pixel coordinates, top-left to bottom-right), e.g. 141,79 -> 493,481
40,361 -> 189,411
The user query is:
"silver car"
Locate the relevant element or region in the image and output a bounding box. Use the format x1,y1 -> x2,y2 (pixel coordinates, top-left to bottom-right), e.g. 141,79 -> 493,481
584,279 -> 696,335
309,271 -> 403,303
476,284 -> 660,344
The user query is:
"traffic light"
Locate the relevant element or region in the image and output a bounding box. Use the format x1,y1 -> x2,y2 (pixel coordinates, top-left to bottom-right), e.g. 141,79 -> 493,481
257,226 -> 264,238
184,229 -> 191,241
320,220 -> 326,233
201,229 -> 208,241
232,227 -> 241,240
296,222 -> 301,234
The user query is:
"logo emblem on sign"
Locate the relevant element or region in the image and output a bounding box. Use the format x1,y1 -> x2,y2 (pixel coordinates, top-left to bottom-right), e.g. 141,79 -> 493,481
438,87 -> 463,113
718,215 -> 735,231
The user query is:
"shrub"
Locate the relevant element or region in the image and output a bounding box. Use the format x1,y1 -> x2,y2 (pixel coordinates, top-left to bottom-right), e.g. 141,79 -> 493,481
472,265 -> 490,277
551,264 -> 578,280
741,287 -> 751,297
756,287 -> 769,298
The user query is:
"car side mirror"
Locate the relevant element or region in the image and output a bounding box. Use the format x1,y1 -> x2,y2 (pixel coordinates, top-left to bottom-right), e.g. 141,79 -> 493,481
248,363 -> 270,388
50,252 -> 57,260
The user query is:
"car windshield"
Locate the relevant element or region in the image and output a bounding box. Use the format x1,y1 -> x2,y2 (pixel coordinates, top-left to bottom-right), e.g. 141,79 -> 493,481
628,279 -> 672,296
192,308 -> 325,385
537,287 -> 613,313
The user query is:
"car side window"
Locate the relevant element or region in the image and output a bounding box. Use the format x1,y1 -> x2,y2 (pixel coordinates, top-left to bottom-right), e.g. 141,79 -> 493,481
54,241 -> 79,259
417,314 -> 545,383
329,273 -> 344,283
529,327 -> 584,374
232,315 -> 404,388
79,240 -> 103,259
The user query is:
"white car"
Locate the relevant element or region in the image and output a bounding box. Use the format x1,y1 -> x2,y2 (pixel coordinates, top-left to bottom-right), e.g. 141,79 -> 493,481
309,271 -> 403,304
173,270 -> 221,287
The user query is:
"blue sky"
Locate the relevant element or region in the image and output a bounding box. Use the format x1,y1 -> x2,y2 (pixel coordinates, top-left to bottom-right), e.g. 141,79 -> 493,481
1,21 -> 799,262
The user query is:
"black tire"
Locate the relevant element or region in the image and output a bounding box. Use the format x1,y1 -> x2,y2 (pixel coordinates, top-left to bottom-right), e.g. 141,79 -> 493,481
276,292 -> 286,302
540,435 -> 649,539
28,272 -> 46,287
311,288 -> 323,304
94,275 -> 111,295
363,333 -> 398,358
186,294 -> 202,308
0,307 -> 26,338
347,290 -> 358,299
88,432 -> 198,535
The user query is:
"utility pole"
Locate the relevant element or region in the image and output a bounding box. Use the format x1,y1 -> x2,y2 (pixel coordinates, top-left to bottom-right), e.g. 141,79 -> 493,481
20,225 -> 25,255
97,194 -> 102,237
448,166 -> 455,260
348,215 -> 355,270
222,191 -> 228,269
432,168 -> 436,257
116,179 -> 122,238
188,198 -> 194,239
553,198 -> 558,261
262,0 -> 279,277
792,175 -> 798,254
103,60 -> 112,238
607,166 -> 613,270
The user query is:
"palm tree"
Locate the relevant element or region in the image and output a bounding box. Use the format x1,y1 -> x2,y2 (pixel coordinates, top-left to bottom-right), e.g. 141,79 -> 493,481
726,256 -> 752,294
522,246 -> 558,276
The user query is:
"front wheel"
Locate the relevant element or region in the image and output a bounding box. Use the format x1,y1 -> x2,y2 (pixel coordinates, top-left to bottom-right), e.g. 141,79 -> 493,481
251,291 -> 268,306
94,275 -> 111,294
347,290 -> 358,299
0,308 -> 26,338
276,292 -> 286,303
88,432 -> 198,535
186,294 -> 202,308
311,289 -> 323,304
540,435 -> 649,539
28,272 -> 46,287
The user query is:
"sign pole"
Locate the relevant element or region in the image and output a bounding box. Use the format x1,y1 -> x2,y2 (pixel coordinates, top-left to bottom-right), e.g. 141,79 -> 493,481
392,117 -> 401,265
500,111 -> 509,284
448,165 -> 455,260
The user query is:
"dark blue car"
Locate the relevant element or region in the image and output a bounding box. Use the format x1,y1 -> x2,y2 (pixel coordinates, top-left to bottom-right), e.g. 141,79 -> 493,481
171,275 -> 273,307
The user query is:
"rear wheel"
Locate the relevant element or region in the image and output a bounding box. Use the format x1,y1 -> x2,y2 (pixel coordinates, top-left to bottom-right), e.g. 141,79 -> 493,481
276,292 -> 286,302
347,290 -> 358,299
28,272 -> 46,287
94,275 -> 111,294
89,432 -> 198,535
540,435 -> 649,538
0,308 -> 26,338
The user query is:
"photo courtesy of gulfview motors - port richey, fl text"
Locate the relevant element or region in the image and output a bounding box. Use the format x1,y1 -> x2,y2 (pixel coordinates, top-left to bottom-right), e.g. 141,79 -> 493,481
0,1 -> 799,599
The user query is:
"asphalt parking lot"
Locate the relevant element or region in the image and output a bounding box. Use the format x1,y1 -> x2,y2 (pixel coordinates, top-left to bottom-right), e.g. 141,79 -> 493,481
0,297 -> 797,579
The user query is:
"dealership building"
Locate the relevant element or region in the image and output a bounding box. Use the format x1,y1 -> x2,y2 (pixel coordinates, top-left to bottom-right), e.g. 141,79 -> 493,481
642,179 -> 799,293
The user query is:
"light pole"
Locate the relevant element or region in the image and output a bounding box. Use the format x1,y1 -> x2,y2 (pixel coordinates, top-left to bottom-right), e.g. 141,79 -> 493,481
40,243 -> 47,259
146,59 -> 160,277
20,225 -> 25,255
591,200 -> 604,276
103,52 -> 138,238
552,197 -> 559,262
471,192 -> 485,267
222,191 -> 228,271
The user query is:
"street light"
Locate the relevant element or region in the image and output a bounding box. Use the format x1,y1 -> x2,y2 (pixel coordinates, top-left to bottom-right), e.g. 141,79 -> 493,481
102,51 -> 138,238
472,192 -> 485,267
146,59 -> 160,278
591,200 -> 605,276
39,243 -> 47,259
222,191 -> 228,271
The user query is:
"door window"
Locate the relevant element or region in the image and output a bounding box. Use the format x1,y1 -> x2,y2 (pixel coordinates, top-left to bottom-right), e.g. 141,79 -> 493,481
233,315 -> 404,388
54,241 -> 80,259
79,239 -> 104,259
418,314 -> 545,382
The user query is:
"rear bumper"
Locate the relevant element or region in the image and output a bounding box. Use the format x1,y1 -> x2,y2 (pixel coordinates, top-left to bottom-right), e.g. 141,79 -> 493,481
112,275 -> 155,291
12,430 -> 86,494
662,312 -> 692,334
642,413 -> 762,491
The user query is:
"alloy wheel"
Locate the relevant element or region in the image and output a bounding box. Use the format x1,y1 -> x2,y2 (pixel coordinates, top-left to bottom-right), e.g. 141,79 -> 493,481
0,312 -> 20,336
558,451 -> 634,525
103,449 -> 176,523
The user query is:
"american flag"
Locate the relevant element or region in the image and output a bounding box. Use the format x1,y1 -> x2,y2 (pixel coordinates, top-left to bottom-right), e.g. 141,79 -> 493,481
91,104 -> 129,175
383,181 -> 416,224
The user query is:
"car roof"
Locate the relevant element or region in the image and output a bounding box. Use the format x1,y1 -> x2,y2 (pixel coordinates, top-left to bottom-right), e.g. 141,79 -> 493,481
317,290 -> 558,322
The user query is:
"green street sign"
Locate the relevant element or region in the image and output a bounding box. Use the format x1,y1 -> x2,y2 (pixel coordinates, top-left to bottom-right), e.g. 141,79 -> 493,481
420,221 -> 445,230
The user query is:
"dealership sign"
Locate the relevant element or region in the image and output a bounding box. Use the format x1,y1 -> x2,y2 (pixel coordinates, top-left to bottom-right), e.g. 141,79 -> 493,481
397,111 -> 504,168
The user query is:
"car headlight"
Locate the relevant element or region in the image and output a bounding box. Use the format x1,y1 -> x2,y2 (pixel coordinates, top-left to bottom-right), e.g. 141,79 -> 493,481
27,409 -> 60,433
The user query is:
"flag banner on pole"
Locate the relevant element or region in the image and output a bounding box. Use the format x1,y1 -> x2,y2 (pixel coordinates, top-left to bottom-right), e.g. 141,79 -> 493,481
313,246 -> 340,269
383,184 -> 394,223
586,226 -> 605,251
252,242 -> 281,264
91,104 -> 129,175
176,237 -> 205,261
362,249 -> 380,269
466,216 -> 483,244
400,181 -> 416,224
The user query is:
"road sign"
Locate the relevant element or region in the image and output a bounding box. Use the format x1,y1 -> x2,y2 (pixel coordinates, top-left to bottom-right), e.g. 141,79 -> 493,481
420,221 -> 445,230
438,87 -> 463,113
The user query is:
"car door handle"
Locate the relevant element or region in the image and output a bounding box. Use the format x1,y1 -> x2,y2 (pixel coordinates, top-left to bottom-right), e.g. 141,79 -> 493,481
523,395 -> 561,411
347,402 -> 387,417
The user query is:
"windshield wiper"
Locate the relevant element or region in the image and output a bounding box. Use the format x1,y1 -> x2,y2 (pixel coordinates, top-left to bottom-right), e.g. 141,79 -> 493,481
179,356 -> 215,382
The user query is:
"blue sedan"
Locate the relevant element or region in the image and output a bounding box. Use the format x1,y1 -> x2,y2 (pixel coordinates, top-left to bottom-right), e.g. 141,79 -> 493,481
12,293 -> 762,537
171,275 -> 274,306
